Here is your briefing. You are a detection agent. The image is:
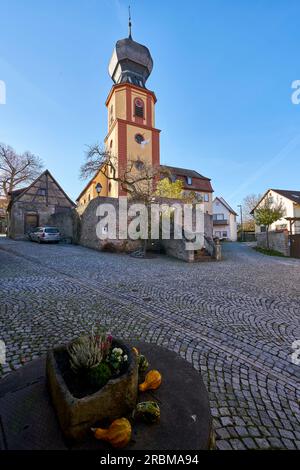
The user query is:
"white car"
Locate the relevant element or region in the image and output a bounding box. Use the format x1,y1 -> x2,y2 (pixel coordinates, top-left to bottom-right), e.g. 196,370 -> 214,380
28,226 -> 61,243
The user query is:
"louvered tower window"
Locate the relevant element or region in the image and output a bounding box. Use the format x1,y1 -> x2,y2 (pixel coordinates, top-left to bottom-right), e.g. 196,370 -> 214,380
134,98 -> 144,118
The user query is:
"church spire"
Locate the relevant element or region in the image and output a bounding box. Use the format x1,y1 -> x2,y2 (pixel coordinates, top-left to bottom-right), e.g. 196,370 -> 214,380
108,6 -> 153,88
128,6 -> 132,39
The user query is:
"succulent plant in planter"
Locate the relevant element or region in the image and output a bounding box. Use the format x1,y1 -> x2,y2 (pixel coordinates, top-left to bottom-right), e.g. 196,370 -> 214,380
67,329 -> 131,391
68,332 -> 112,374
47,334 -> 138,441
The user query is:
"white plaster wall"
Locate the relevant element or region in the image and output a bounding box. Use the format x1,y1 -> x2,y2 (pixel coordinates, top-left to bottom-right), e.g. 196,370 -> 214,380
213,199 -> 237,241
254,190 -> 297,234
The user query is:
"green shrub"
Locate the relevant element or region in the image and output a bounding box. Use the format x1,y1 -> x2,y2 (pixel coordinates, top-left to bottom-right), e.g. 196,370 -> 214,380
88,362 -> 112,388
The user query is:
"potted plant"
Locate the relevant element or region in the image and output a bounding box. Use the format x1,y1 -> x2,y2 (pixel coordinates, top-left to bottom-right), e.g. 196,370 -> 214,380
46,329 -> 138,441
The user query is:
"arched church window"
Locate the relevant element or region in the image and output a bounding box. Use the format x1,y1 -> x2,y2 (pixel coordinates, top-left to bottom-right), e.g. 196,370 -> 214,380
134,159 -> 145,171
134,98 -> 144,118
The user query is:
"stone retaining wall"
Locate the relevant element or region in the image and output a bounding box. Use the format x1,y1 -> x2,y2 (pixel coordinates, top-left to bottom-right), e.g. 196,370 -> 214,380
256,230 -> 290,256
48,210 -> 80,243
49,197 -> 214,261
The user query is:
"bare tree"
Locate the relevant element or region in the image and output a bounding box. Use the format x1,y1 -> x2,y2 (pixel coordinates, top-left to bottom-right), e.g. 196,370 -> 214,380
80,144 -> 170,255
80,144 -> 169,203
243,193 -> 262,221
0,143 -> 43,198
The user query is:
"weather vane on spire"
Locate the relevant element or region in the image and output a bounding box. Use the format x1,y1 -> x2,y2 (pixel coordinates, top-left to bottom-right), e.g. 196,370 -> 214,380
128,5 -> 132,39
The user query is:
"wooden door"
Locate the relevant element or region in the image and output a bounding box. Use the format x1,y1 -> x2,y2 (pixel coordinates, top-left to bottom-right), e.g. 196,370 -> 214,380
290,235 -> 300,258
24,213 -> 38,233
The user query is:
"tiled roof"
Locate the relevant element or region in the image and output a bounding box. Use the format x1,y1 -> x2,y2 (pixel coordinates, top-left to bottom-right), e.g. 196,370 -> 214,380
251,189 -> 300,213
214,197 -> 238,215
9,187 -> 28,200
271,189 -> 300,205
161,165 -> 209,179
161,165 -> 213,192
7,170 -> 75,210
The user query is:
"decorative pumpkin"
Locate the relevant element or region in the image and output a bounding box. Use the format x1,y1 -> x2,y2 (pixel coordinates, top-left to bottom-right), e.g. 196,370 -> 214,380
134,401 -> 160,424
138,354 -> 149,373
139,370 -> 162,392
92,418 -> 132,448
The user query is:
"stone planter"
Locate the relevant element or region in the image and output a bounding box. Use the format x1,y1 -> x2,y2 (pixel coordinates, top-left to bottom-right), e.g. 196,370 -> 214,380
46,339 -> 138,441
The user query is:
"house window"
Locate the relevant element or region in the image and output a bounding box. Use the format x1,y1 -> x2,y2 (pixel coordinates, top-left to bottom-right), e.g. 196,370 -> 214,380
215,231 -> 221,237
134,98 -> 144,118
222,231 -> 228,237
213,214 -> 225,221
37,188 -> 46,196
186,176 -> 192,185
194,193 -> 203,202
204,194 -> 209,202
260,226 -> 266,232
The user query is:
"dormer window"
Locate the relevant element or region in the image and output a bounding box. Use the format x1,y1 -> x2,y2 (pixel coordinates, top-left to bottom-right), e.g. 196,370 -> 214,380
134,98 -> 144,118
186,176 -> 192,185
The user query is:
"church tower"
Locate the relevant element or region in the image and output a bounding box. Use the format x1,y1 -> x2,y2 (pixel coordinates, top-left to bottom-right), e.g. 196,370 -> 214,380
105,17 -> 160,196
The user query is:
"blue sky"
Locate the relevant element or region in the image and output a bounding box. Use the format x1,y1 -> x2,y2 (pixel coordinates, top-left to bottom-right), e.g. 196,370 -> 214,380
1,0 -> 300,212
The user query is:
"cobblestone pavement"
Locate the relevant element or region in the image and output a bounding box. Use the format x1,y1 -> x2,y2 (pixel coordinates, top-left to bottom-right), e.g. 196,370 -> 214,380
1,237 -> 300,450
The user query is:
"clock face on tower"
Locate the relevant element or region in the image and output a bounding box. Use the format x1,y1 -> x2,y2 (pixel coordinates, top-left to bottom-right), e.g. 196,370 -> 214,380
135,133 -> 144,144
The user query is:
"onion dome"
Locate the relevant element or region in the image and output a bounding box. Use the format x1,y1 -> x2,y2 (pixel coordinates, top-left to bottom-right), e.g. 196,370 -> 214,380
108,12 -> 153,88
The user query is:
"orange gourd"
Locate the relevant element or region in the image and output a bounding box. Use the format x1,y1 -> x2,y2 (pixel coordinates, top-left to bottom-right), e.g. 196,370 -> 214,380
139,370 -> 162,392
92,418 -> 131,448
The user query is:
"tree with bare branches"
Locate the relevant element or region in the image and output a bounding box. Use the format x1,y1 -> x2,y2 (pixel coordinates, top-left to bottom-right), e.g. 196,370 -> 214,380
80,144 -> 169,203
80,144 -> 170,255
239,193 -> 262,232
0,143 -> 43,198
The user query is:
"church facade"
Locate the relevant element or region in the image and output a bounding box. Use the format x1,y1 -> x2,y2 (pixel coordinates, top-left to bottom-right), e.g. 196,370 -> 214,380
77,24 -> 213,213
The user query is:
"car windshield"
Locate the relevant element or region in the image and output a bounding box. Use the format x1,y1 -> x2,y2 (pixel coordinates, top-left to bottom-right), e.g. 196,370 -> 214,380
45,228 -> 59,233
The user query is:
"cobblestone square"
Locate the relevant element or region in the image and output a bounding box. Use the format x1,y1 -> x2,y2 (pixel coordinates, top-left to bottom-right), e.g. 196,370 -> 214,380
1,237 -> 300,449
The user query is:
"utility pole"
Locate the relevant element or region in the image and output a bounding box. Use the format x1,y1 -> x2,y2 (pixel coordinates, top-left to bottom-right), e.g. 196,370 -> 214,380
238,205 -> 244,242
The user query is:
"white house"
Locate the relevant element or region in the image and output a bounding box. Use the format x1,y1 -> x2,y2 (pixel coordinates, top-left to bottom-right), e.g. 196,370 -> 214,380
251,189 -> 300,234
213,197 -> 238,241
